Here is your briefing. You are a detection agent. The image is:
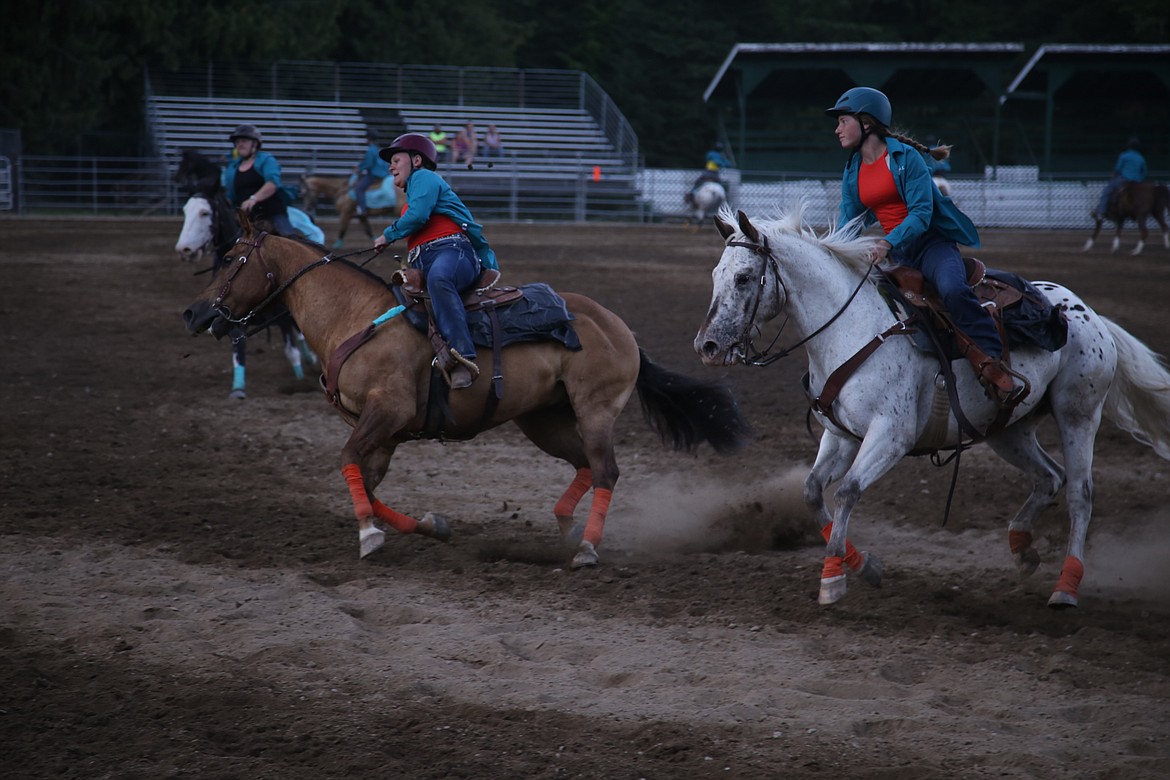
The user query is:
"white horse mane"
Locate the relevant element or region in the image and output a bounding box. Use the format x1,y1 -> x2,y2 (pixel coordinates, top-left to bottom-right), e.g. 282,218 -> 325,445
717,199 -> 880,275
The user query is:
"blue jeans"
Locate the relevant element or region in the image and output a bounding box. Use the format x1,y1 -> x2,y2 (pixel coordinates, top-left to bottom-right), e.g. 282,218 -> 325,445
354,173 -> 380,211
413,235 -> 481,359
1096,177 -> 1124,215
891,229 -> 1002,359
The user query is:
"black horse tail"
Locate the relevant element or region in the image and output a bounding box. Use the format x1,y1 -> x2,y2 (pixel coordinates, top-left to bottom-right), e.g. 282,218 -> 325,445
636,349 -> 752,455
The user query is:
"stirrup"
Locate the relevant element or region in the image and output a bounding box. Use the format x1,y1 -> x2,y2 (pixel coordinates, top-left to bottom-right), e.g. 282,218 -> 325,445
432,348 -> 479,389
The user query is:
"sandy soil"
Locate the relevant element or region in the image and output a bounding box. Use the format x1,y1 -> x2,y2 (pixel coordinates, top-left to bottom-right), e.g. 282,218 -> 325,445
2,216 -> 1169,779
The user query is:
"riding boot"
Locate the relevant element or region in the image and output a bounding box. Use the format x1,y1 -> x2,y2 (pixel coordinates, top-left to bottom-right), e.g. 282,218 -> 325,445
433,347 -> 479,389
963,346 -> 1026,408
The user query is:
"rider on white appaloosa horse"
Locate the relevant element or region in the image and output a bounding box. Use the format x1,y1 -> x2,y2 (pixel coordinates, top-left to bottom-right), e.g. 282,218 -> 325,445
695,203 -> 1170,610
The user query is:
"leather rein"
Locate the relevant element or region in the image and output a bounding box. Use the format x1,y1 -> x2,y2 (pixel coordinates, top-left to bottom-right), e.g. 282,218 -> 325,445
726,234 -> 874,367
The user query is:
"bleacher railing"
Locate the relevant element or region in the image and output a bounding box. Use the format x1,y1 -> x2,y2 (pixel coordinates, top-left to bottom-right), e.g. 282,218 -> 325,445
147,61 -> 639,162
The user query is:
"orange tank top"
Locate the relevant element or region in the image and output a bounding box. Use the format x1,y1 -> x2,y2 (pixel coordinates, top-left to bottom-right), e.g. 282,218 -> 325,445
858,151 -> 909,235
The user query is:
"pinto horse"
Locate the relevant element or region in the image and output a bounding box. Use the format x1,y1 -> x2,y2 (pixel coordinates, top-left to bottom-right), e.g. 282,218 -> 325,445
1083,181 -> 1170,255
300,173 -> 406,249
694,205 -> 1170,609
183,213 -> 751,566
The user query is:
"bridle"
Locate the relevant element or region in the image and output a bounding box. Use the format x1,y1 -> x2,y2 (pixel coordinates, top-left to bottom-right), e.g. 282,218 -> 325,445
725,232 -> 873,367
210,231 -> 375,335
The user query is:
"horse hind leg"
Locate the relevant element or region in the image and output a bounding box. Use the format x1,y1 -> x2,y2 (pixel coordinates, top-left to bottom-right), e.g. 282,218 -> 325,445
279,322 -> 306,380
985,422 -> 1066,579
514,407 -> 615,569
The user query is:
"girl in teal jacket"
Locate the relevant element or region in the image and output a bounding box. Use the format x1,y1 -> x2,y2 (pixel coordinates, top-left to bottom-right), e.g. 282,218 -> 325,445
826,87 -> 1023,407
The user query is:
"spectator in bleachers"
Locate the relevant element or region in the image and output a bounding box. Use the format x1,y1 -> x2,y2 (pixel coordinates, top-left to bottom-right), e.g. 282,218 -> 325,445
373,133 -> 498,390
1094,136 -> 1147,219
353,128 -> 389,217
452,121 -> 478,168
429,124 -> 449,163
482,124 -> 504,159
222,123 -> 296,236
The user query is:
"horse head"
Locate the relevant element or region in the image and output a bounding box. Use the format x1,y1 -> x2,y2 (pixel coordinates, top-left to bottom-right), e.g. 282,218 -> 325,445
695,205 -> 880,367
183,210 -> 278,338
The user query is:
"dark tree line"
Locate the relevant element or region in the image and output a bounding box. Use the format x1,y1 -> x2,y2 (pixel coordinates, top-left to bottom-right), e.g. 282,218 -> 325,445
1,0 -> 1163,166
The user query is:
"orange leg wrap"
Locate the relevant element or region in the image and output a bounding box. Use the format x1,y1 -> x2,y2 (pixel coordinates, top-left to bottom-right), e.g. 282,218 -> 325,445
821,523 -> 864,571
554,468 -> 593,518
341,463 -> 372,519
821,556 -> 845,580
1009,530 -> 1033,555
1054,555 -> 1085,598
372,499 -> 418,535
582,487 -> 613,547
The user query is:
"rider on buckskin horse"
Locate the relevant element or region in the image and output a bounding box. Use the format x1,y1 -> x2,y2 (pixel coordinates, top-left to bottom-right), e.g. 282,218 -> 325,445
372,133 -> 498,389
825,87 -> 1024,407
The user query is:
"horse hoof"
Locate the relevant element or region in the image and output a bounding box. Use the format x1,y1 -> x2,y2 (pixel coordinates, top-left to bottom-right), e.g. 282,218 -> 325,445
228,388 -> 246,400
570,540 -> 599,569
1047,590 -> 1079,610
818,574 -> 847,605
1081,239 -> 1093,252
417,512 -> 452,543
1016,548 -> 1041,578
330,239 -> 344,250
856,552 -> 883,588
359,526 -> 386,558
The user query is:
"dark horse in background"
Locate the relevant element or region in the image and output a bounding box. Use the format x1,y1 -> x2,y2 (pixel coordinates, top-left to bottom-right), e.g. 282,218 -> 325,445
173,149 -> 316,399
1083,180 -> 1170,255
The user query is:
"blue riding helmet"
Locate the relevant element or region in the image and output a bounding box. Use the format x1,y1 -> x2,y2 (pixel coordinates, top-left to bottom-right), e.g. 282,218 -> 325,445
825,87 -> 892,128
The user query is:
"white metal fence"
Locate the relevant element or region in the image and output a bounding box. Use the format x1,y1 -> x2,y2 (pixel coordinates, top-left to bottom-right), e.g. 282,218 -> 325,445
4,155 -> 1135,228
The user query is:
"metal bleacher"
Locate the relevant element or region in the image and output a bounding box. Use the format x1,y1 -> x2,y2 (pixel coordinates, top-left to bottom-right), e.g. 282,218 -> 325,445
146,62 -> 647,220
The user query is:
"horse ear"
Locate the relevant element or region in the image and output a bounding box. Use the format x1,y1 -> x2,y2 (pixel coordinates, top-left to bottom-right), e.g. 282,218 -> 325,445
715,214 -> 736,240
736,210 -> 760,243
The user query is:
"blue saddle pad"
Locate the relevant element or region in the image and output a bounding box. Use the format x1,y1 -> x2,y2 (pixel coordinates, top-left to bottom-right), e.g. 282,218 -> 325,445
349,175 -> 399,210
391,282 -> 582,351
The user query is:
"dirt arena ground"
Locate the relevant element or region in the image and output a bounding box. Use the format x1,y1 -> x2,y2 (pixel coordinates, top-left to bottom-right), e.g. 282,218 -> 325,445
2,215 -> 1168,779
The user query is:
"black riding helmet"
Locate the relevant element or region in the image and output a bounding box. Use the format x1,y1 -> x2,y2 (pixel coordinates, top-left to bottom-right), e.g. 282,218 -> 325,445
229,123 -> 263,147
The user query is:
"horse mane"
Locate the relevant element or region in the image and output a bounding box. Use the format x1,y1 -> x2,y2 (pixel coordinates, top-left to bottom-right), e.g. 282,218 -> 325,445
717,199 -> 879,276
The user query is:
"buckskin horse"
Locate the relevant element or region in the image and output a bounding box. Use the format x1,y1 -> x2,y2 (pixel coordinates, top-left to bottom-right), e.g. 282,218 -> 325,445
183,212 -> 750,567
694,205 -> 1170,609
1083,180 -> 1170,255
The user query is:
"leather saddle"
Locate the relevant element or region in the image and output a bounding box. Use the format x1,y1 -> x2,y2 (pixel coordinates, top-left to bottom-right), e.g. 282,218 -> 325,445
390,267 -> 524,311
883,257 -> 1024,322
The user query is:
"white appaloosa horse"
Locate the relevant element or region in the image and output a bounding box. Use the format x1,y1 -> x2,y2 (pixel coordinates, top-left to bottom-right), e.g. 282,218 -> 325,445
694,204 -> 1170,609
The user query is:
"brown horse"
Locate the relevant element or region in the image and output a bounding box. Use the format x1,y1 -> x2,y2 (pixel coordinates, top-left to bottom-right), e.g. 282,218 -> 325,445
182,213 -> 750,567
299,173 -> 406,249
1084,181 -> 1170,255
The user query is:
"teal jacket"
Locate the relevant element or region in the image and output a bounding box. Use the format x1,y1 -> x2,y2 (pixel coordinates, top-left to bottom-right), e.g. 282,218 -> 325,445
381,168 -> 498,270
1114,149 -> 1146,182
222,151 -> 288,206
837,137 -> 980,249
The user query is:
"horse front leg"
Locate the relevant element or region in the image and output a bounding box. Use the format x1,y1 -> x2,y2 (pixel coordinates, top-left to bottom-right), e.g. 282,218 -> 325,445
229,327 -> 247,399
819,429 -> 909,605
278,318 -> 305,380
339,409 -> 449,559
806,432 -> 883,599
1082,218 -> 1103,251
1131,219 -> 1148,255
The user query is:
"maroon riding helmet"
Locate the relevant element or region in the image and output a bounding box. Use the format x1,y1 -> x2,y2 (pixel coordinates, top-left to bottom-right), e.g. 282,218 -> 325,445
379,133 -> 438,171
